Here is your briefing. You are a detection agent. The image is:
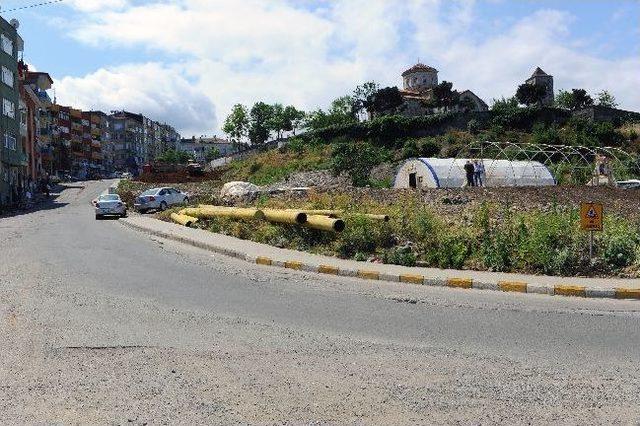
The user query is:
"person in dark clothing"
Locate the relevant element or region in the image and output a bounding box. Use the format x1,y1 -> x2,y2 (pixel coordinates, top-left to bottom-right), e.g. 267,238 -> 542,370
464,160 -> 475,187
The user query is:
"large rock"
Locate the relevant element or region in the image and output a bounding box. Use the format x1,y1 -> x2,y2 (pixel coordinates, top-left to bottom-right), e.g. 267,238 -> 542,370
220,181 -> 260,201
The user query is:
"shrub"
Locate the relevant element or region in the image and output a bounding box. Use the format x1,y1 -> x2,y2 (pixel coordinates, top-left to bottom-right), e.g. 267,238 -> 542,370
331,141 -> 392,186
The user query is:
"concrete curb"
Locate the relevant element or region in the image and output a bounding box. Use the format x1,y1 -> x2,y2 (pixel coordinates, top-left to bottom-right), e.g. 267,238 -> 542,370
120,218 -> 640,301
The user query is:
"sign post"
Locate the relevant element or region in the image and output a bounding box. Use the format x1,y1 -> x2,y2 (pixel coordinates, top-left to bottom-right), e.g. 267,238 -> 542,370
580,202 -> 603,259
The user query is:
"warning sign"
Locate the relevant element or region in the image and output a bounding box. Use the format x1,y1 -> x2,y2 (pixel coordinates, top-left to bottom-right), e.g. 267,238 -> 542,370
580,203 -> 604,231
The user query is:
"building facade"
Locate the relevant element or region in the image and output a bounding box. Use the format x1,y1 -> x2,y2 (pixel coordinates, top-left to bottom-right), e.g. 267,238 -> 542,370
21,69 -> 53,182
0,16 -> 24,206
178,136 -> 237,163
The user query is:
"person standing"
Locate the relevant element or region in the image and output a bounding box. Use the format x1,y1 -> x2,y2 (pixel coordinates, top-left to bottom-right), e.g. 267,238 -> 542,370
464,160 -> 475,187
474,160 -> 485,187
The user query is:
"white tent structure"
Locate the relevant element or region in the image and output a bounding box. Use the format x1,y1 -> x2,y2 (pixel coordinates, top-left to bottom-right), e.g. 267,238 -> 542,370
394,158 -> 556,189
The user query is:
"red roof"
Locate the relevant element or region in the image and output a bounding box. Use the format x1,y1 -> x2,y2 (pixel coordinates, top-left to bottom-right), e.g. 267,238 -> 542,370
402,63 -> 438,77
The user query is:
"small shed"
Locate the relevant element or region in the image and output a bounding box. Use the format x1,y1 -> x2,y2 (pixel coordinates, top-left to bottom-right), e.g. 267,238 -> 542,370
394,158 -> 556,189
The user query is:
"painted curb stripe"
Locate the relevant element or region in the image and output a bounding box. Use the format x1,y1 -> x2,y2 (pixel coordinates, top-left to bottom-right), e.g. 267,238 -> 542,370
285,261 -> 303,270
615,288 -> 640,300
399,274 -> 425,285
120,220 -> 639,302
256,257 -> 272,266
499,281 -> 528,293
358,270 -> 381,280
554,285 -> 587,297
318,265 -> 339,275
447,278 -> 473,289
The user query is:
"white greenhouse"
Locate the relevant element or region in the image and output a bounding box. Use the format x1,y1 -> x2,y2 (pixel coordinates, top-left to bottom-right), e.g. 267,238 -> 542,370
394,158 -> 556,189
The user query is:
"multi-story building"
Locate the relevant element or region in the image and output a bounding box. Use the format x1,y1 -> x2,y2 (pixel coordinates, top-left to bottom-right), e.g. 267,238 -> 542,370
109,110 -> 180,172
20,67 -> 53,182
0,16 -> 25,206
178,136 -> 239,163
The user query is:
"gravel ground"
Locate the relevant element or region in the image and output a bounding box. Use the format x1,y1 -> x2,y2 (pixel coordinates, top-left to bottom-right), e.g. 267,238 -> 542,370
1,180 -> 639,425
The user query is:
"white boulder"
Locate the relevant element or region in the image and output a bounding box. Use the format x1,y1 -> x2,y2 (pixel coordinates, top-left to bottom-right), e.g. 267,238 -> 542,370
220,181 -> 260,200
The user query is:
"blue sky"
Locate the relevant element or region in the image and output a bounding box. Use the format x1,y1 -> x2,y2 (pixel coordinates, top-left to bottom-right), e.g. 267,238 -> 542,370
2,0 -> 639,135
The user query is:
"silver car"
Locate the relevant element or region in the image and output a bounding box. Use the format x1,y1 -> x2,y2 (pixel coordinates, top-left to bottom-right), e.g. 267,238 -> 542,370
94,194 -> 128,219
134,187 -> 189,213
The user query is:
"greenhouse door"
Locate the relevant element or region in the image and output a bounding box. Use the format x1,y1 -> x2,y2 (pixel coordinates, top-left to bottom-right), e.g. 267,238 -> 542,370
409,173 -> 417,188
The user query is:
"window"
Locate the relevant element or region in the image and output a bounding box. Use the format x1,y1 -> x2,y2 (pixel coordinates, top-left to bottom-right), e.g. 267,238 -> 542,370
1,66 -> 13,87
3,98 -> 15,119
1,34 -> 13,56
4,133 -> 16,150
59,111 -> 69,120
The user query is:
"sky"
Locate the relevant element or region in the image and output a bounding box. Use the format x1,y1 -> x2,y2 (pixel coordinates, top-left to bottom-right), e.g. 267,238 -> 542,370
3,0 -> 639,137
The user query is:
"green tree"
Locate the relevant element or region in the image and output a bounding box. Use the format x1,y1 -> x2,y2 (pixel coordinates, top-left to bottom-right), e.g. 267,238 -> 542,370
157,149 -> 193,164
331,141 -> 391,186
515,83 -> 547,107
571,89 -> 594,110
283,105 -> 306,135
595,90 -> 618,108
555,89 -> 574,109
304,96 -> 357,131
352,81 -> 380,119
430,81 -> 460,111
222,104 -> 249,144
204,147 -> 221,162
248,102 -> 274,145
491,96 -> 520,113
267,103 -> 287,139
369,86 -> 404,116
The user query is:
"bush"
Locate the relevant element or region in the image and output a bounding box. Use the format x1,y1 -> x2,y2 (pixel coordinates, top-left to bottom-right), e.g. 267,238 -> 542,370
331,141 -> 392,186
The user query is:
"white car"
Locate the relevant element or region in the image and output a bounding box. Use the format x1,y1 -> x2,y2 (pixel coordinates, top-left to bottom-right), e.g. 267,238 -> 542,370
134,187 -> 189,213
94,194 -> 128,219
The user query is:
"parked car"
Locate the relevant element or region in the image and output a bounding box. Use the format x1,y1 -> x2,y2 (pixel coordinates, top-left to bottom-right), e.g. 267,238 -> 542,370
134,187 -> 189,213
94,194 -> 128,219
121,172 -> 132,179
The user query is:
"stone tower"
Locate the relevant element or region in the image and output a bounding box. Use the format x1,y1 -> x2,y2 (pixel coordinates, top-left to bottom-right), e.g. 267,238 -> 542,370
526,67 -> 554,106
402,63 -> 438,92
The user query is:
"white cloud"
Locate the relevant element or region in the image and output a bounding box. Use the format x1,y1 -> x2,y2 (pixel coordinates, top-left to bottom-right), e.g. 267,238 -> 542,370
55,62 -> 216,136
54,0 -> 640,136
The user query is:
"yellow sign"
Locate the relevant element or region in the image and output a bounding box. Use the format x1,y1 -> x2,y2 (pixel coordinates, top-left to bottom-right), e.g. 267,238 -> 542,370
580,203 -> 603,231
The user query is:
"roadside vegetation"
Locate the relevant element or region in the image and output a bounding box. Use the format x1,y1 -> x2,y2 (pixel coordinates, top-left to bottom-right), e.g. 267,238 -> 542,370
153,190 -> 640,278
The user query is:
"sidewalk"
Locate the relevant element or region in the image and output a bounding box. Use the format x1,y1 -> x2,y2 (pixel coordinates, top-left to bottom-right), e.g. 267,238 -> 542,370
120,215 -> 640,300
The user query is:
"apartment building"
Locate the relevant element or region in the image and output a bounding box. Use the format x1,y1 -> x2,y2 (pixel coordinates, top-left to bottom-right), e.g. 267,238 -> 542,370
20,67 -> 53,181
0,16 -> 24,206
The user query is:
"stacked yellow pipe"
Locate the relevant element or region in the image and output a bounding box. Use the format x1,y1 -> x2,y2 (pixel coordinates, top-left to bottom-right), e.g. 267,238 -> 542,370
181,206 -> 266,220
171,213 -> 198,227
263,209 -> 307,225
304,215 -> 346,232
287,209 -> 342,218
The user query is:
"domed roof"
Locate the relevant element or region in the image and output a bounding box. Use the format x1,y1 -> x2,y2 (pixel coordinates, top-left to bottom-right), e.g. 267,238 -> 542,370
402,63 -> 438,77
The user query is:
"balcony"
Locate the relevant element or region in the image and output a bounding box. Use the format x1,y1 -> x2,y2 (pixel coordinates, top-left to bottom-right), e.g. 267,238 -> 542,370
91,140 -> 101,148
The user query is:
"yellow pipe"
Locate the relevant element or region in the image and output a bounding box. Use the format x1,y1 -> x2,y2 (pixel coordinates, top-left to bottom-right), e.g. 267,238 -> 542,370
171,213 -> 199,227
263,209 -> 307,225
304,215 -> 345,232
186,206 -> 265,220
287,209 -> 343,218
363,214 -> 390,222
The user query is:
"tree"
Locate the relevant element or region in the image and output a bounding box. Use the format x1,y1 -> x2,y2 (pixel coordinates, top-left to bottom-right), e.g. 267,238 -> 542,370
555,89 -> 574,109
222,104 -> 249,144
596,90 -> 618,108
515,83 -> 547,107
283,105 -> 306,135
204,147 -> 221,162
248,102 -> 274,145
304,96 -> 357,131
157,149 -> 193,164
491,96 -> 520,113
571,89 -> 594,110
369,87 -> 404,116
352,81 -> 380,119
431,81 -> 460,111
267,103 -> 287,139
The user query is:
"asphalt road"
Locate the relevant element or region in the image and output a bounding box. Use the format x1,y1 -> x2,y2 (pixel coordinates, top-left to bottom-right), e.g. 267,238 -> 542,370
1,180 -> 639,425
